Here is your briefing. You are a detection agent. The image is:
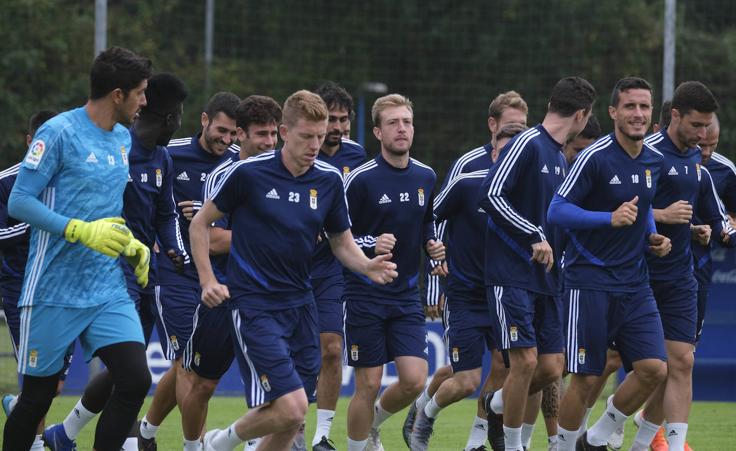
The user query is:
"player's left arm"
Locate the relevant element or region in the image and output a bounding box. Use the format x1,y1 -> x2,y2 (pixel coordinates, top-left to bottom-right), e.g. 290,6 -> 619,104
424,186 -> 445,262
698,167 -> 736,246
190,199 -> 229,306
329,229 -> 397,285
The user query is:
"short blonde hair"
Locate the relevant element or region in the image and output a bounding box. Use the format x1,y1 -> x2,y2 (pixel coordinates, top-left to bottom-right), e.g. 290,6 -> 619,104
372,93 -> 413,127
283,90 -> 328,126
488,90 -> 528,119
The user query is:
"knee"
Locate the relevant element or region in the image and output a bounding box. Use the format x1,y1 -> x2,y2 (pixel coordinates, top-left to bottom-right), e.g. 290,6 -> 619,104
510,349 -> 538,374
457,374 -> 481,398
604,352 -> 623,375
668,350 -> 695,375
536,358 -> 563,386
399,373 -> 426,398
637,360 -> 667,388
275,393 -> 308,429
356,373 -> 382,399
321,339 -> 343,365
190,376 -> 218,398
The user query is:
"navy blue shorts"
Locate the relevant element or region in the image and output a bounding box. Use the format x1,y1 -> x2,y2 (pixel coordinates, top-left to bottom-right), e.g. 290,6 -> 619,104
564,288 -> 666,376
153,284 -> 200,360
127,288 -> 156,346
694,277 -> 709,343
313,274 -> 344,335
230,303 -> 320,408
188,305 -> 234,380
650,276 -> 698,344
345,300 -> 427,367
487,286 -> 563,354
2,293 -> 74,380
445,303 -> 496,372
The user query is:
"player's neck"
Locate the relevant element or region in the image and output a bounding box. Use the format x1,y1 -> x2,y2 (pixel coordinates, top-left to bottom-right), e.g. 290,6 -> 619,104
85,99 -> 117,131
615,129 -> 644,158
381,149 -> 410,168
130,122 -> 158,150
280,148 -> 310,177
320,143 -> 339,157
666,126 -> 688,153
541,114 -> 573,146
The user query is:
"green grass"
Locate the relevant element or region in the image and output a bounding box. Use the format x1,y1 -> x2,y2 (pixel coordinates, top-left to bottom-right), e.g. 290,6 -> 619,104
6,396 -> 731,450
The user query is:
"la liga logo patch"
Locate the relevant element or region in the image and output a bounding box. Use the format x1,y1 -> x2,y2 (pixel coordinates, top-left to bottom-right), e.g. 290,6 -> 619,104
25,140 -> 46,168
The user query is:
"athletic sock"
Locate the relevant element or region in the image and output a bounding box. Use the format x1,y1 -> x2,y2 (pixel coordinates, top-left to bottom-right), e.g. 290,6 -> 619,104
416,388 -> 432,413
490,388 -> 504,414
244,437 -> 260,451
665,422 -> 689,451
586,401 -> 627,446
121,437 -> 138,451
630,416 -> 661,451
139,415 -> 160,440
62,399 -> 97,439
557,426 -> 578,451
464,416 -> 488,450
503,425 -> 522,451
424,396 -> 442,419
577,407 -> 592,437
183,438 -> 202,450
8,395 -> 18,412
30,435 -> 45,451
210,424 -> 244,449
372,400 -> 392,429
547,434 -> 559,446
520,422 -> 535,448
312,408 -> 336,446
347,437 -> 368,451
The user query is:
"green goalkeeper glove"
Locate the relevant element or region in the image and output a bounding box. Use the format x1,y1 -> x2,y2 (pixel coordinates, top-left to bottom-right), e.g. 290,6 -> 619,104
64,217 -> 132,257
123,238 -> 150,288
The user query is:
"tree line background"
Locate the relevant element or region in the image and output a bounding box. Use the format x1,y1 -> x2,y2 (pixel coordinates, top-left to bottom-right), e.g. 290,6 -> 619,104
1,0 -> 735,181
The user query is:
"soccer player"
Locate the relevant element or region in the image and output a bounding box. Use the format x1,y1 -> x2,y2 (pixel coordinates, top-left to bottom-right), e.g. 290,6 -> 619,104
547,76 -> 670,451
0,110 -> 57,451
406,91 -> 529,450
137,91 -> 240,450
409,123 -> 527,451
42,72 -> 190,451
479,76 -> 595,451
3,46 -> 152,451
562,115 -> 602,164
311,81 -> 366,451
630,81 -> 734,451
652,100 -> 673,133
343,93 -> 444,451
202,94 -> 283,451
190,89 -> 396,450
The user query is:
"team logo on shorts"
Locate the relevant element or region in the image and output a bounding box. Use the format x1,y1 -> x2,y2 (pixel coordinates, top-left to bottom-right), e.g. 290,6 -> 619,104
310,189 -> 318,210
645,169 -> 652,188
194,352 -> 201,366
25,140 -> 46,168
121,145 -> 128,165
260,374 -> 272,392
509,326 -> 518,342
155,168 -> 162,187
28,350 -> 39,368
351,344 -> 359,361
170,335 -> 180,351
578,348 -> 586,365
452,347 -> 460,362
418,188 -> 425,206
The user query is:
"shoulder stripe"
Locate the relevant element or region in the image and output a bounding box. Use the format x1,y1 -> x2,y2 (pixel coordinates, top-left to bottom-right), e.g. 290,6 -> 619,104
434,169 -> 488,210
644,142 -> 663,156
314,160 -> 343,177
341,137 -> 362,147
0,163 -> 21,179
167,137 -> 193,147
410,158 -> 436,174
711,152 -> 736,176
701,166 -> 734,233
557,135 -> 613,197
644,132 -> 664,146
203,158 -> 236,199
210,153 -> 276,199
447,146 -> 486,182
343,160 -> 378,190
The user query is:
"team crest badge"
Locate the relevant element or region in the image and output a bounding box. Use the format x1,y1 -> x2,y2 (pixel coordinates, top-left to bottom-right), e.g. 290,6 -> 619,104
696,163 -> 702,181
645,169 -> 652,188
510,326 -> 518,342
155,168 -> 162,187
29,350 -> 39,368
170,335 -> 179,351
194,352 -> 201,366
310,189 -> 318,210
25,140 -> 46,168
260,374 -> 271,392
343,166 -> 350,175
578,348 -> 586,365
418,188 -> 425,206
121,145 -> 128,165
351,344 -> 359,361
452,347 -> 460,362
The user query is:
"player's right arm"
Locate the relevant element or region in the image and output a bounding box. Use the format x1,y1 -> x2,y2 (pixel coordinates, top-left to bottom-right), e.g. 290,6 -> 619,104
329,229 -> 397,285
8,127 -> 131,257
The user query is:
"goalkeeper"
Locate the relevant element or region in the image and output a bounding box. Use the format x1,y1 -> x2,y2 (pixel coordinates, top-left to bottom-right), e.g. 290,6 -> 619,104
3,47 -> 153,451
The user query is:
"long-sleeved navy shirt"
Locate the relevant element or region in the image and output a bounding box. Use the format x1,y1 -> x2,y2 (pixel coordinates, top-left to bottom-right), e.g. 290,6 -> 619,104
0,163 -> 30,298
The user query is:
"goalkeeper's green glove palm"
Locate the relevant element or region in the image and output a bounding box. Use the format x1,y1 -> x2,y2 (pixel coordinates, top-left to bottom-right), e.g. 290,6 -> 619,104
64,217 -> 132,257
123,238 -> 150,288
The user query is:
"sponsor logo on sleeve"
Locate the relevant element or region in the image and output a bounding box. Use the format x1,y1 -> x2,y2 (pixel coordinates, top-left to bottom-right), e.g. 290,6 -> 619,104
25,140 -> 46,168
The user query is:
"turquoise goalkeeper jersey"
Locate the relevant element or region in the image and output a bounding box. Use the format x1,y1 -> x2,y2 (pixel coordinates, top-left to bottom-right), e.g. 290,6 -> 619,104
17,107 -> 131,308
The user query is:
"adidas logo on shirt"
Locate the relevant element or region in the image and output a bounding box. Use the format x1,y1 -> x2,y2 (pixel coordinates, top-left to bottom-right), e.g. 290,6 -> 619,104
177,171 -> 190,181
379,194 -> 392,204
541,164 -> 549,174
266,188 -> 280,199
86,152 -> 98,163
609,175 -> 622,185
668,166 -> 679,176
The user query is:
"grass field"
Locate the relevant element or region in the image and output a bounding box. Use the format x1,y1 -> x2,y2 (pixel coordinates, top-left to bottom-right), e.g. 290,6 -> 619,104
4,395 -> 728,450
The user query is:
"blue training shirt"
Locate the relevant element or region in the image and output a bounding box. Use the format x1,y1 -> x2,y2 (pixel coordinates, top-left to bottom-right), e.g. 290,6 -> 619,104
343,153 -> 437,304
552,133 -> 663,292
433,169 -> 488,309
12,107 -> 131,308
157,135 -> 238,287
645,130 -> 733,281
312,138 -> 366,279
479,124 -> 566,296
0,163 -> 30,298
121,131 -> 188,294
210,150 -> 351,310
